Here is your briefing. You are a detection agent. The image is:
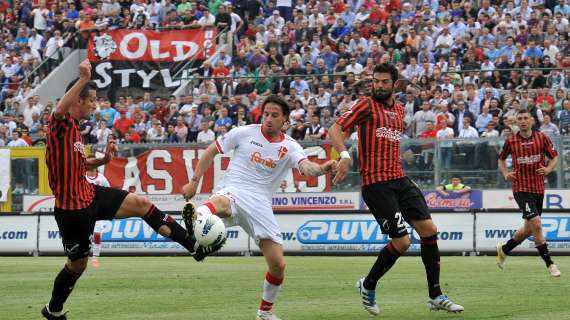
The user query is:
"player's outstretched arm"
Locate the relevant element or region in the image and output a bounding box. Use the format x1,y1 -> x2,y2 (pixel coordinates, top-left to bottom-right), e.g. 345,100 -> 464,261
182,142 -> 219,200
54,59 -> 92,119
299,159 -> 338,177
328,123 -> 351,185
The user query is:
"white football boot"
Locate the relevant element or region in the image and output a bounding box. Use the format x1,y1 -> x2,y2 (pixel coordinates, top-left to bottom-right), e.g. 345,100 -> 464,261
355,278 -> 380,316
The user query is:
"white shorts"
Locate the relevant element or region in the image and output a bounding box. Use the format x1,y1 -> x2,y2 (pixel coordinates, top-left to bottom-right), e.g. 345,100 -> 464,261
213,186 -> 282,245
94,221 -> 105,234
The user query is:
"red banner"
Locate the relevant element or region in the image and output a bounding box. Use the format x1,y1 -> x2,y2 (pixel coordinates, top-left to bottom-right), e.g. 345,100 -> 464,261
88,29 -> 216,62
103,145 -> 333,194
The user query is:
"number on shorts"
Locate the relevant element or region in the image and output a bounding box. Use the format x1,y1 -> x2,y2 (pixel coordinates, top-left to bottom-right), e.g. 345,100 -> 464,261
525,202 -> 532,213
395,211 -> 405,230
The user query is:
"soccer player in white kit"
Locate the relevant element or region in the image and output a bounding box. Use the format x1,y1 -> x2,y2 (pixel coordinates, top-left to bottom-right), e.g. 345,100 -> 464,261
182,95 -> 337,320
85,163 -> 110,268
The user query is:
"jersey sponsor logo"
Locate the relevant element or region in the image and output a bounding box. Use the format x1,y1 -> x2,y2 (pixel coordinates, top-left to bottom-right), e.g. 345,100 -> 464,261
249,140 -> 264,148
73,141 -> 86,157
250,151 -> 277,169
375,127 -> 402,141
516,154 -> 540,165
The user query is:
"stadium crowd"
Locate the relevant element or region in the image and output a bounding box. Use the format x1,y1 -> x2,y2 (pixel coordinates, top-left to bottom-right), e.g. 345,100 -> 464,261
1,0 -> 570,153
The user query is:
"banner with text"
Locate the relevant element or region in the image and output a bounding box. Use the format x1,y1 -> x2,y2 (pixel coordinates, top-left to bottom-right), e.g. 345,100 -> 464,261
251,213 -> 474,253
87,29 -> 216,90
38,215 -> 249,254
360,190 -> 482,210
476,212 -> 570,252
0,215 -> 37,253
0,149 -> 9,202
23,192 -> 358,213
483,190 -> 570,209
101,146 -> 334,195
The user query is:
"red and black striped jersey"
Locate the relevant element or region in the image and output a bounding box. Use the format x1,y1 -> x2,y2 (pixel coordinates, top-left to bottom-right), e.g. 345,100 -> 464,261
498,131 -> 557,194
336,96 -> 405,185
46,114 -> 94,210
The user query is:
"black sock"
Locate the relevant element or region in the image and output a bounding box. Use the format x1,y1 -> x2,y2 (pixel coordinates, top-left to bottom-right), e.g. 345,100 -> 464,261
502,238 -> 522,255
421,235 -> 443,299
48,265 -> 82,312
363,241 -> 401,290
143,205 -> 196,252
536,243 -> 554,267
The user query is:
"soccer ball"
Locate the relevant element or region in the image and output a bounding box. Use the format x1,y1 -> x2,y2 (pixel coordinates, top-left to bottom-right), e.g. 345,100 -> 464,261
194,214 -> 226,246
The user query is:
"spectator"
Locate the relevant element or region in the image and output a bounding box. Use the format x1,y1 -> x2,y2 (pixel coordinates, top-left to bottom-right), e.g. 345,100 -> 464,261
214,107 -> 233,135
304,114 -> 325,141
147,120 -> 165,143
7,130 -> 28,147
540,114 -> 560,138
197,121 -> 215,143
436,175 -> 472,196
412,100 -> 437,138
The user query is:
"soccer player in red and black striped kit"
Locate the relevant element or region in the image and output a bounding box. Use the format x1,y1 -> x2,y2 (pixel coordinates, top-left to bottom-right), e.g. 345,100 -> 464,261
497,109 -> 561,277
329,63 -> 464,316
41,60 -> 199,319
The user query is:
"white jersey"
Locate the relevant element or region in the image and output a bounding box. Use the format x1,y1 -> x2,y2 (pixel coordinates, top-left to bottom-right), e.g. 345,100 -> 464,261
215,125 -> 307,201
85,172 -> 110,187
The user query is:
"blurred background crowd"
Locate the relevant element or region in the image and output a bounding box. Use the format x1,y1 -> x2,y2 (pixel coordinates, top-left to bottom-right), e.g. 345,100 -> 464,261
1,0 -> 570,151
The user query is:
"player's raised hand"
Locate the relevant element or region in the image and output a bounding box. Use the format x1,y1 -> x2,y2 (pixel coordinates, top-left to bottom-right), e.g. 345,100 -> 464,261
333,158 -> 351,185
182,181 -> 198,201
79,59 -> 92,80
103,141 -> 117,163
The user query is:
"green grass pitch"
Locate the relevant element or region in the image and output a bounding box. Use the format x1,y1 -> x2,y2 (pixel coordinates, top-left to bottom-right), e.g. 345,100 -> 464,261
1,256 -> 568,320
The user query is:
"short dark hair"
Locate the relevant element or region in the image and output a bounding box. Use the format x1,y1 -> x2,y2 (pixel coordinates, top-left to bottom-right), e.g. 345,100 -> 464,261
451,175 -> 462,180
262,95 -> 290,117
517,109 -> 531,116
65,78 -> 97,99
373,63 -> 399,82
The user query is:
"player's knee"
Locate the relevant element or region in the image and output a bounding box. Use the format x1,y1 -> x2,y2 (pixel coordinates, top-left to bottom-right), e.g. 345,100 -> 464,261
392,236 -> 411,252
528,217 -> 542,231
132,196 -> 152,216
209,196 -> 231,215
270,260 -> 286,275
67,258 -> 88,273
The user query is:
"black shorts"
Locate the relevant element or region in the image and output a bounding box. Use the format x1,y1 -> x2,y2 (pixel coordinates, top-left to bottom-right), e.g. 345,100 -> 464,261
361,177 -> 431,238
513,192 -> 544,220
54,185 -> 129,261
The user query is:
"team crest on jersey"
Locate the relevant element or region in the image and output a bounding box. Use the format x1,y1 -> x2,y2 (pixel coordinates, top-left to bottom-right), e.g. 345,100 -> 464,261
74,142 -> 86,156
278,146 -> 288,159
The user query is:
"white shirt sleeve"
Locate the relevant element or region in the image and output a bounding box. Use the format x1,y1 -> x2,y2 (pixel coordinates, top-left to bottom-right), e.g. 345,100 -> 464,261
288,141 -> 308,169
216,126 -> 245,154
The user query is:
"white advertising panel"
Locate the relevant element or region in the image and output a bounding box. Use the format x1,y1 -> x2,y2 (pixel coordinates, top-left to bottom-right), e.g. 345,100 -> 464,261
483,190 -> 570,209
247,213 -> 473,253
0,149 -> 9,202
0,216 -> 37,252
38,215 -> 248,254
24,194 -> 211,213
476,212 -> 570,252
24,192 -> 360,213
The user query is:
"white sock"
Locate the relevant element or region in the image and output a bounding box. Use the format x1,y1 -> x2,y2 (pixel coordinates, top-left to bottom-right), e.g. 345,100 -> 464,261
196,202 -> 216,217
260,272 -> 283,311
93,243 -> 101,257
